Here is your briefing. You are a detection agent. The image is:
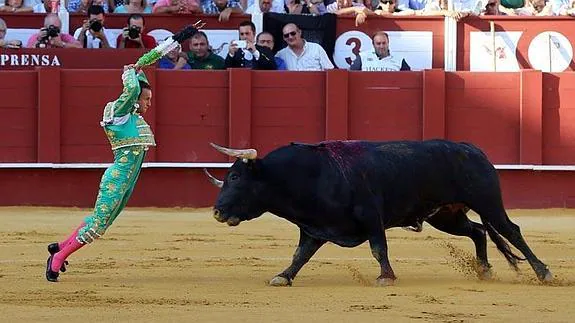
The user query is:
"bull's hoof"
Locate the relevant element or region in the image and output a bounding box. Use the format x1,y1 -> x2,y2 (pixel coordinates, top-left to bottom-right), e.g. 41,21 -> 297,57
477,266 -> 493,280
375,277 -> 395,287
477,269 -> 493,280
539,270 -> 554,284
269,276 -> 291,287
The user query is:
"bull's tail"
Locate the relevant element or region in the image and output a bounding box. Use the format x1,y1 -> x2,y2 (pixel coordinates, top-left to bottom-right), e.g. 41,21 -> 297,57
485,222 -> 526,271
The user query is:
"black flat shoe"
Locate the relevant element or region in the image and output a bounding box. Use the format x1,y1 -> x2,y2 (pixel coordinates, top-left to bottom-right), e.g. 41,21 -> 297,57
47,243 -> 68,272
47,242 -> 59,254
45,256 -> 59,282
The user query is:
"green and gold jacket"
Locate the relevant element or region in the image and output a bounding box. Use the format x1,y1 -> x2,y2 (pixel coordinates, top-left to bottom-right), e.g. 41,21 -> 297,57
100,69 -> 156,151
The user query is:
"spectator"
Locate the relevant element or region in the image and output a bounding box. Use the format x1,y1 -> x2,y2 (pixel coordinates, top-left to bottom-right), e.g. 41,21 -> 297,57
225,20 -> 277,70
109,0 -> 124,12
0,18 -> 22,48
32,0 -> 52,12
373,0 -> 415,14
256,31 -> 286,70
202,0 -> 244,22
26,13 -> 82,48
395,0 -> 430,10
115,0 -> 153,12
482,0 -> 507,14
514,0 -> 552,14
0,0 -> 33,12
350,31 -> 411,71
158,40 -> 191,69
326,0 -> 370,26
285,0 -> 325,14
326,0 -> 365,13
75,5 -> 113,48
275,23 -> 334,71
245,0 -> 284,13
68,0 -> 111,13
500,0 -> 523,7
450,0 -> 484,15
554,0 -> 575,15
400,0 -> 471,19
185,31 -> 226,69
116,14 -> 156,49
153,0 -> 201,12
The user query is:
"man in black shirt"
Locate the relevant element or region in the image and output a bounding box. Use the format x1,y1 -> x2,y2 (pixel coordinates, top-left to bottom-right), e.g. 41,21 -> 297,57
225,20 -> 277,70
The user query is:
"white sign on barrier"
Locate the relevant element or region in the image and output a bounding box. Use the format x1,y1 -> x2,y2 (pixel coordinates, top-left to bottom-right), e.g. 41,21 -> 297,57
470,31 -> 574,72
528,32 -> 573,73
470,31 -> 522,72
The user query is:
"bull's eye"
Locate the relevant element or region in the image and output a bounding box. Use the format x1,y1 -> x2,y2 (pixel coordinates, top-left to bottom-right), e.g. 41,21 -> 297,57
229,173 -> 239,182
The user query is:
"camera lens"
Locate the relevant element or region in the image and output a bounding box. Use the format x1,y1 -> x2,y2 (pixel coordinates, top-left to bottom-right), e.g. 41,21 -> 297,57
47,25 -> 60,38
90,21 -> 103,32
128,26 -> 140,39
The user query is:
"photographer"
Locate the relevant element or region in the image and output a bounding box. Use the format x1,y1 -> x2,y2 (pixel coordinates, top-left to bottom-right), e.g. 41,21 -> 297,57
75,5 -> 112,48
26,13 -> 82,49
0,0 -> 33,13
285,0 -> 324,14
0,18 -> 22,49
116,14 -> 156,49
225,20 -> 276,70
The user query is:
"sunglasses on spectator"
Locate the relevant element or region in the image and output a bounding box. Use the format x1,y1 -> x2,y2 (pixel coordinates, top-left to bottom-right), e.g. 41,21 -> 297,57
283,31 -> 297,38
486,2 -> 497,6
380,0 -> 394,4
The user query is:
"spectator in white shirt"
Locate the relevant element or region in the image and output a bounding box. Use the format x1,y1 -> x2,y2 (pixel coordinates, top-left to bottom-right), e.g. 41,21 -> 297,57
450,0 -> 484,15
275,23 -> 334,71
350,31 -> 411,71
0,18 -> 23,48
32,0 -> 51,12
245,0 -> 284,12
245,0 -> 283,11
74,5 -> 113,48
514,0 -> 553,15
396,0 -> 430,10
326,0 -> 370,26
555,0 -> 575,15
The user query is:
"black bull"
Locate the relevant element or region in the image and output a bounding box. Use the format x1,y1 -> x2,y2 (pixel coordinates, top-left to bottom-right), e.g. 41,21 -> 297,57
204,140 -> 553,286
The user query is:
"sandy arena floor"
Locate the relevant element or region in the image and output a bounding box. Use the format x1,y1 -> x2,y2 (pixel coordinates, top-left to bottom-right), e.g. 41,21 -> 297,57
1,207 -> 574,322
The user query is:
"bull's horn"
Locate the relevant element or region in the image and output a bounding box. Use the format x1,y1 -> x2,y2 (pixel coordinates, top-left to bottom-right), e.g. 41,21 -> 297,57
209,142 -> 257,160
203,168 -> 223,188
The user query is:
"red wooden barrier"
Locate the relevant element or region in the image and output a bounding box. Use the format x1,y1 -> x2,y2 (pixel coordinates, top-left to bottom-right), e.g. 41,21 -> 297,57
1,68 -> 575,208
2,168 -> 574,208
3,68 -> 575,164
0,70 -> 37,162
446,72 -> 520,163
542,73 -> 575,165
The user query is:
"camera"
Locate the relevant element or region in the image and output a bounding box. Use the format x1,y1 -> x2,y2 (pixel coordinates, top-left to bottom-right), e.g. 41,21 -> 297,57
89,20 -> 103,32
128,26 -> 141,39
47,25 -> 60,38
234,40 -> 247,49
5,40 -> 22,49
39,24 -> 60,43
